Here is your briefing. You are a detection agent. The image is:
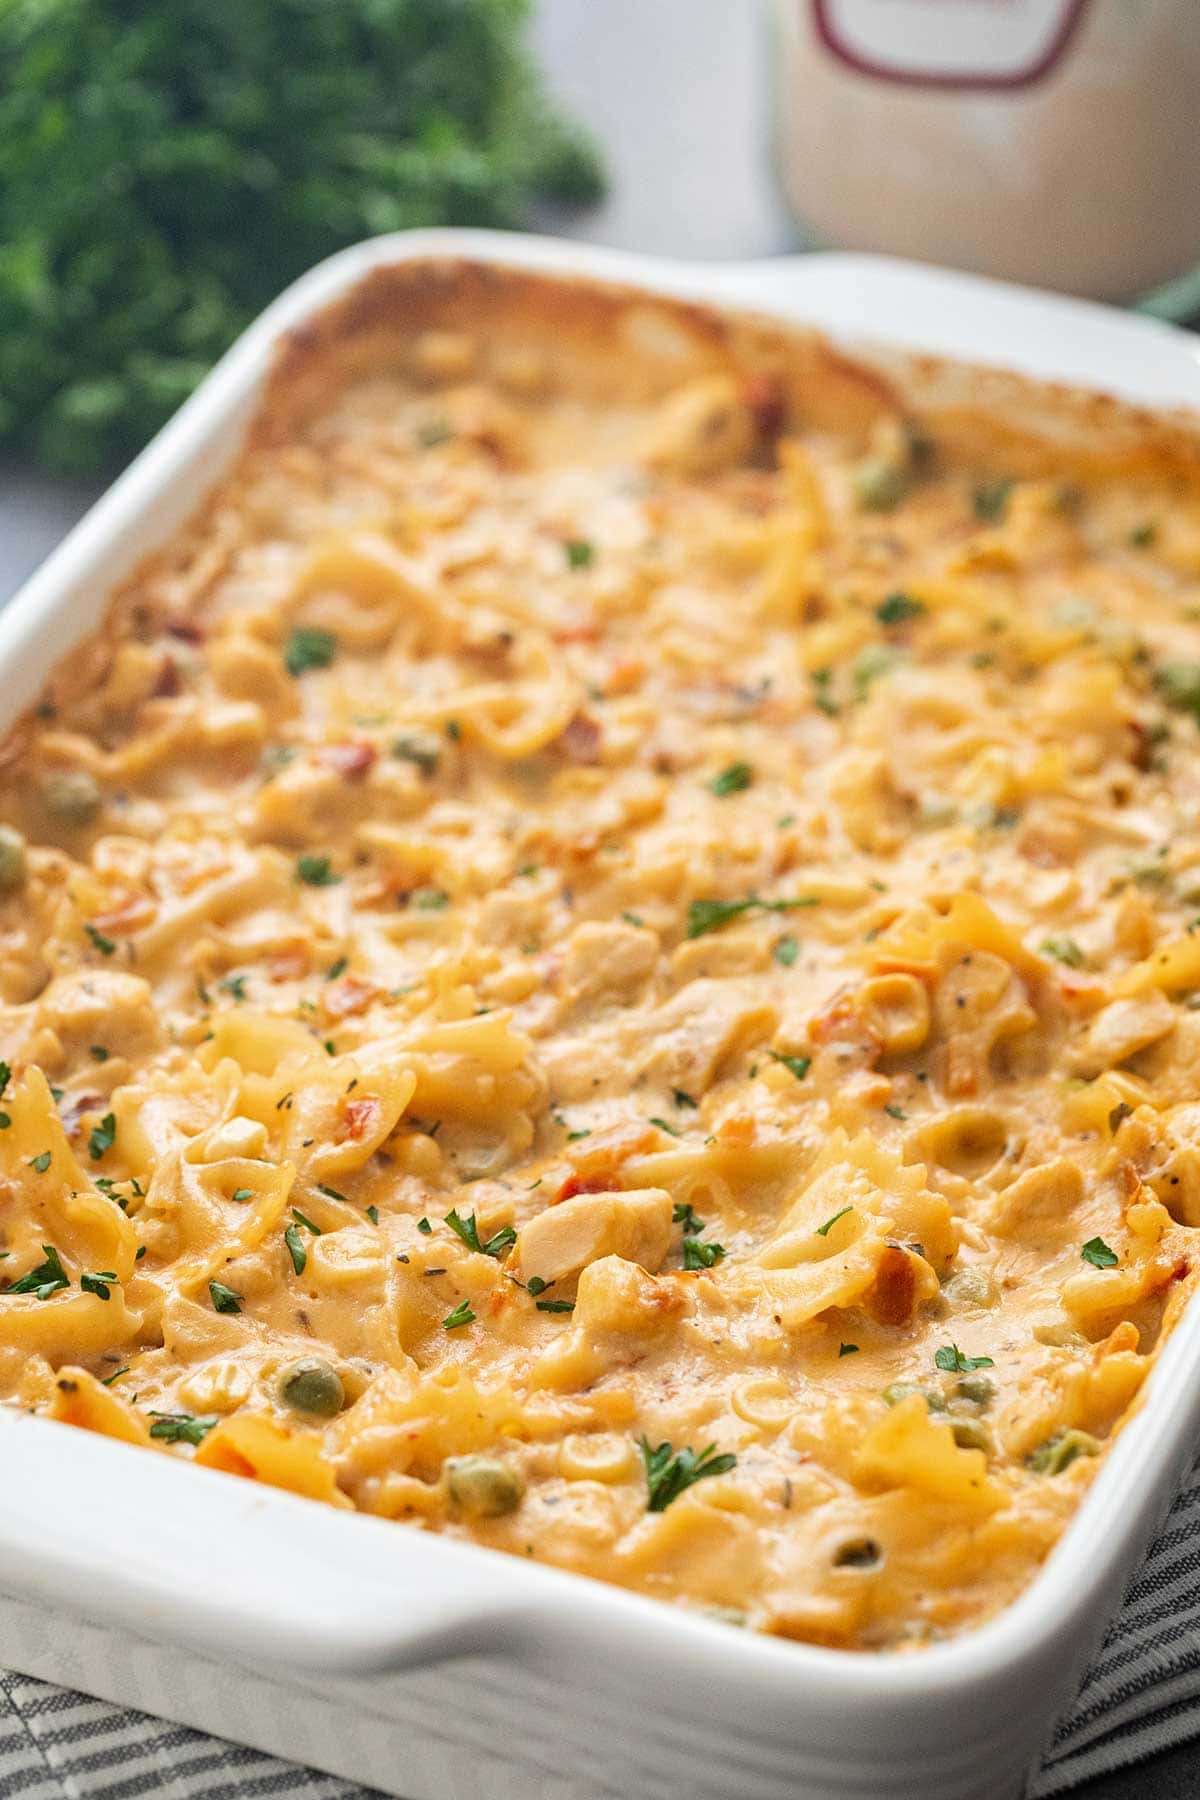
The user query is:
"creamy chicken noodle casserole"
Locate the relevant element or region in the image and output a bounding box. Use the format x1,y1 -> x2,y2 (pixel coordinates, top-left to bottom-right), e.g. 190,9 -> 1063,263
5,262 -> 1200,1651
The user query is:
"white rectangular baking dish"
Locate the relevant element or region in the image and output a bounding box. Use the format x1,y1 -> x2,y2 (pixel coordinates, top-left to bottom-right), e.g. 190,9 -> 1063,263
4,229 -> 1200,1800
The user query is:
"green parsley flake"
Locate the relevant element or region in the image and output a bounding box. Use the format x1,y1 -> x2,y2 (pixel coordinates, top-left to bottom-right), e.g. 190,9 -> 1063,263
1040,936 -> 1086,969
564,539 -> 594,570
815,1205 -> 853,1238
769,1049 -> 811,1082
208,1279 -> 242,1314
443,1298 -> 476,1330
5,1244 -> 68,1298
284,627 -> 337,677
391,734 -> 441,776
445,1208 -> 516,1259
708,761 -> 753,797
536,1297 -> 575,1314
673,1201 -> 706,1236
838,1343 -> 859,1357
649,1116 -> 681,1138
774,936 -> 799,967
30,1151 -> 51,1174
683,1237 -> 727,1270
89,1045 -> 110,1062
640,1437 -> 737,1513
1081,1236 -> 1118,1269
149,1412 -> 218,1446
934,1344 -> 995,1374
411,885 -> 449,910
875,592 -> 925,625
365,1204 -> 379,1225
81,1270 -> 117,1300
974,478 -> 1014,524
687,895 -> 817,939
284,1222 -> 307,1276
296,855 -> 341,887
317,1183 -> 348,1203
88,1112 -> 116,1161
84,922 -> 116,956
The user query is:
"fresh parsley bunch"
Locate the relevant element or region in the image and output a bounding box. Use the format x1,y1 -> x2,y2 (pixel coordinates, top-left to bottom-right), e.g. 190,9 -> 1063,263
0,0 -> 602,474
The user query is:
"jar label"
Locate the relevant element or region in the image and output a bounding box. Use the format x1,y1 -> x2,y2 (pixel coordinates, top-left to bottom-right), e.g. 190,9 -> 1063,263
811,0 -> 1090,89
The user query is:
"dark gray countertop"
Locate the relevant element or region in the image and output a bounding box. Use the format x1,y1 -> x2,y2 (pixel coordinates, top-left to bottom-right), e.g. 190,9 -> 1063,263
0,3 -> 1190,1793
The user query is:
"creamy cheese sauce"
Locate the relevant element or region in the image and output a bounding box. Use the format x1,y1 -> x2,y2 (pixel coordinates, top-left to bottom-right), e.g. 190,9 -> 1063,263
3,267 -> 1200,1650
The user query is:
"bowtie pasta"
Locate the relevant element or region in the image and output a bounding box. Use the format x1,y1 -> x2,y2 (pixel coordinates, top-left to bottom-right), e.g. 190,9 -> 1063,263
3,261 -> 1200,1650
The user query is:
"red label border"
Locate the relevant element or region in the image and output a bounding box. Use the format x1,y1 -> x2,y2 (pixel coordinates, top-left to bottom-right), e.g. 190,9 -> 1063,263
812,0 -> 1091,91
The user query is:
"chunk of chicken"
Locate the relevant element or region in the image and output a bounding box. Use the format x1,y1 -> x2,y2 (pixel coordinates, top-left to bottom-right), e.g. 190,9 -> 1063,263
517,1187 -> 673,1286
561,920 -> 658,1017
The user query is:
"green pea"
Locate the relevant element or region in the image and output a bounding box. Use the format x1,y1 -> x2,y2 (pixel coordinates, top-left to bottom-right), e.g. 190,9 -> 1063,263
833,1537 -> 883,1569
41,768 -> 103,827
0,825 -> 27,892
882,1381 -> 946,1413
956,1373 -> 996,1406
444,1453 -> 525,1518
853,456 -> 909,513
950,1418 -> 991,1453
277,1357 -> 344,1417
1027,1428 -> 1100,1476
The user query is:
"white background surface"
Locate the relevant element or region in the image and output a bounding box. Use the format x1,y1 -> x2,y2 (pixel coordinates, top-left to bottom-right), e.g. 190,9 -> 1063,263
0,0 -> 796,604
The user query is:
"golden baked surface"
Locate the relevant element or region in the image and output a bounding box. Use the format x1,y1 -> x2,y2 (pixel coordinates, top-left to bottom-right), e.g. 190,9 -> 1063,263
4,262 -> 1200,1650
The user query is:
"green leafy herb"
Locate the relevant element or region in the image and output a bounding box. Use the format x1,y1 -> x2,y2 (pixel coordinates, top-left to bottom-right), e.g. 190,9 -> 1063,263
411,885 -> 449,910
774,935 -> 799,968
708,761 -> 753,797
1129,521 -> 1158,549
29,1150 -> 51,1174
230,1187 -> 253,1203
84,923 -> 116,956
417,1216 -> 432,1235
974,478 -> 1014,523
81,1270 -> 117,1300
621,910 -> 645,928
89,1045 -> 110,1062
536,1297 -> 574,1313
391,733 -> 441,777
5,1244 -> 68,1298
768,1049 -> 811,1082
672,1201 -> 706,1236
687,895 -> 817,939
815,1205 -> 853,1238
673,1089 -> 697,1110
526,1276 -> 552,1297
317,1183 -> 348,1203
838,1343 -> 859,1357
296,854 -> 341,887
640,1437 -> 737,1513
290,1206 -> 322,1235
443,1298 -> 476,1330
683,1237 -> 727,1270
446,719 -> 462,742
100,1365 -> 130,1386
284,628 -> 337,677
1081,1236 -> 1118,1269
649,1116 -> 681,1138
445,1208 -> 516,1260
88,1112 -> 116,1161
0,1061 -> 9,1096
564,539 -> 594,570
0,1113 -> 11,1130
148,1412 -> 218,1447
934,1343 -> 995,1374
325,956 -> 348,981
884,1103 -> 907,1121
208,1279 -> 242,1314
875,592 -> 925,625
284,1222 -> 307,1275
1040,936 -> 1086,969
365,1204 -> 379,1225
220,973 -> 248,1000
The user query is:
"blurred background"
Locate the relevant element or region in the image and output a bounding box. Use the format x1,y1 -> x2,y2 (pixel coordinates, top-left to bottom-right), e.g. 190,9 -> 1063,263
3,0 -> 1199,599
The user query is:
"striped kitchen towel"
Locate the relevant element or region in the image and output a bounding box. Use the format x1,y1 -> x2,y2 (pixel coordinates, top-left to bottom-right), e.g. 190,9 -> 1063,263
4,1465 -> 1200,1800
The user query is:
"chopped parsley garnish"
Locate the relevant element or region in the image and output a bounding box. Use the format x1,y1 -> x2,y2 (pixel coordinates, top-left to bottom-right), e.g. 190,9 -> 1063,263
208,1279 -> 242,1314
220,973 -> 248,1000
84,922 -> 116,956
326,956 -> 348,981
526,1275 -> 552,1297
417,1216 -> 432,1234
708,761 -> 753,797
1040,936 -> 1085,969
284,1222 -> 308,1275
687,894 -> 817,939
100,1365 -> 130,1386
683,1237 -> 727,1270
536,1297 -> 574,1313
1129,521 -> 1157,549
284,627 -> 337,677
230,1188 -> 253,1203
89,1045 -> 110,1062
769,1049 -> 811,1082
365,1204 -> 379,1225
564,538 -> 594,570
148,1412 -> 218,1446
6,1244 -> 68,1298
0,1113 -> 10,1130
88,1112 -> 116,1161
673,1089 -> 697,1110
934,1344 -> 994,1374
296,855 -> 341,887
443,1298 -> 476,1330
446,718 -> 462,742
621,910 -> 645,928
411,885 -> 449,910
81,1269 -> 116,1300
974,478 -> 1014,524
445,1208 -> 516,1259
0,1061 -> 9,1096
29,1151 -> 51,1174
810,667 -> 838,716
838,1343 -> 859,1357
649,1116 -> 681,1138
815,1205 -> 853,1238
317,1183 -> 348,1203
672,1201 -> 706,1236
774,936 -> 799,967
641,1437 -> 737,1513
391,734 -> 441,776
1081,1236 -> 1119,1269
884,1103 -> 907,1121
875,592 -> 925,625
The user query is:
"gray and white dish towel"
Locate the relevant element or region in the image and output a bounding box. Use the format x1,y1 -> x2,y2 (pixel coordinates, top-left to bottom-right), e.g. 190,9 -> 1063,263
4,1458 -> 1200,1800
